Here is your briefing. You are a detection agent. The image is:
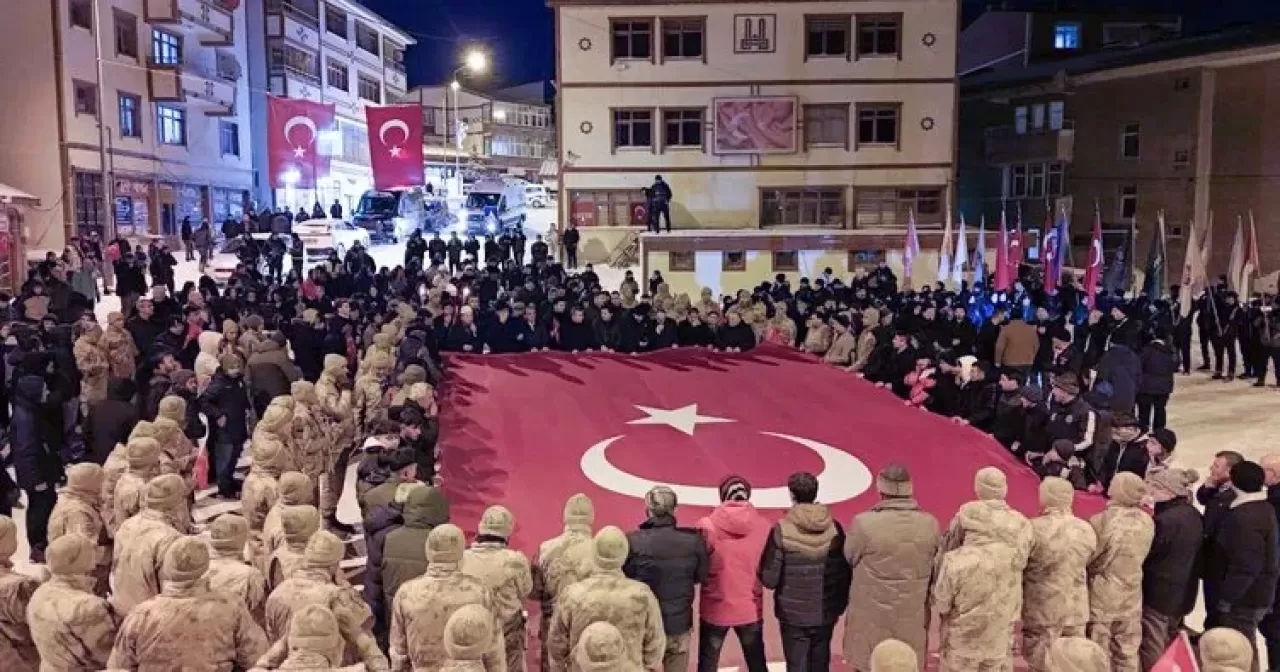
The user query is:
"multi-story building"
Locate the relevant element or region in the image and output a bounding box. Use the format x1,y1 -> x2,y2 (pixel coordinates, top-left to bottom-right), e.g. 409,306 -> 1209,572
552,0 -> 959,293
959,18 -> 1280,288
402,82 -> 555,190
244,0 -> 413,211
0,0 -> 256,251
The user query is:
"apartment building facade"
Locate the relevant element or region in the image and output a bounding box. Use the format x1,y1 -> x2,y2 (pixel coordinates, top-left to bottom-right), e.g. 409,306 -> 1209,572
244,0 -> 413,211
0,0 -> 255,251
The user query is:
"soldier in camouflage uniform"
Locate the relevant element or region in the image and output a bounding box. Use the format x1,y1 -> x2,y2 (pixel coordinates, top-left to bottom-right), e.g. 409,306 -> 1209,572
317,354 -> 357,528
1022,477 -> 1099,672
262,471 -> 315,561
110,474 -> 187,615
108,537 -> 268,670
359,332 -> 396,378
571,621 -> 640,672
73,324 -> 109,405
47,462 -> 111,595
290,381 -> 331,501
111,437 -> 164,535
933,501 -> 1021,672
261,531 -> 389,672
1086,473 -> 1155,672
0,517 -> 39,672
205,514 -> 268,627
547,526 -> 666,671
101,420 -> 158,536
244,412 -> 292,570
533,493 -> 596,672
27,534 -> 119,671
156,396 -> 197,482
389,524 -> 506,672
267,504 -> 323,591
1043,637 -> 1108,672
354,351 -> 396,442
442,604 -> 499,671
104,311 -> 139,381
869,640 -> 919,672
462,506 -> 534,671
260,604 -> 357,672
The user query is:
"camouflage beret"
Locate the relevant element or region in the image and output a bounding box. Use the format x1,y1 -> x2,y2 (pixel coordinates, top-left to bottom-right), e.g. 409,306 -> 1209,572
303,530 -> 344,569
46,533 -> 96,576
210,514 -> 250,554
145,474 -> 186,511
574,622 -> 628,671
869,639 -> 918,672
66,462 -> 105,498
161,536 -> 210,584
278,472 -> 314,506
426,524 -> 465,564
443,604 -> 495,662
281,505 -> 322,545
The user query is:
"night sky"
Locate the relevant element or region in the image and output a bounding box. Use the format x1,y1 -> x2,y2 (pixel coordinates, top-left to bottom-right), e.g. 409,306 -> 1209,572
359,0 -> 1278,92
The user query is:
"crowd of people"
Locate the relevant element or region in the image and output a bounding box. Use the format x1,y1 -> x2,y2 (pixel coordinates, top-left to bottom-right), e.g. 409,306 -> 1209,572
0,217 -> 1277,671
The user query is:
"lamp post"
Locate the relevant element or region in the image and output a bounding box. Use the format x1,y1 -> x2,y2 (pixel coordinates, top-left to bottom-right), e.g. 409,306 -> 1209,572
448,50 -> 488,198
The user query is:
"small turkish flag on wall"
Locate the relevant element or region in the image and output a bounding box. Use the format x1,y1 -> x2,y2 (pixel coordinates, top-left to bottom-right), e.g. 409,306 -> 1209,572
365,104 -> 425,190
1151,632 -> 1200,672
267,95 -> 335,188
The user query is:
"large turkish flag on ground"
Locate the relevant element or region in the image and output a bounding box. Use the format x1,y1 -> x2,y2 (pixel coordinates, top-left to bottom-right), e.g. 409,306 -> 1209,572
436,344 -> 1102,553
267,95 -> 335,188
365,104 -> 425,190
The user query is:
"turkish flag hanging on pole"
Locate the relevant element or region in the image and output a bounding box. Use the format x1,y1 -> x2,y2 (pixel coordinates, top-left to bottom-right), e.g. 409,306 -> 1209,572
1085,202 -> 1104,307
365,104 -> 425,190
994,208 -> 1011,291
267,95 -> 335,188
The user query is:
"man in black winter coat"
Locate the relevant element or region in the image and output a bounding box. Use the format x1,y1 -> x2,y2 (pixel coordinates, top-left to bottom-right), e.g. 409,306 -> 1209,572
1202,460 -> 1280,645
1258,454 -> 1280,667
624,486 -> 707,672
759,472 -> 852,672
1137,335 -> 1179,432
199,355 -> 252,498
85,378 -> 139,464
1140,468 -> 1204,670
10,357 -> 64,562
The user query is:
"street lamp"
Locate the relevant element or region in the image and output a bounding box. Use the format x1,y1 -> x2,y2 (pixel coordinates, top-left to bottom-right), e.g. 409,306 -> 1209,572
447,49 -> 489,197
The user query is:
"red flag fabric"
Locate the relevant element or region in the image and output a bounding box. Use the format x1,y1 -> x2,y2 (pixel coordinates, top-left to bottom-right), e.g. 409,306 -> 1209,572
267,96 -> 335,188
994,209 -> 1011,291
1085,205 -> 1104,307
1009,208 -> 1025,277
1151,632 -> 1200,672
1041,210 -> 1058,295
365,104 -> 425,190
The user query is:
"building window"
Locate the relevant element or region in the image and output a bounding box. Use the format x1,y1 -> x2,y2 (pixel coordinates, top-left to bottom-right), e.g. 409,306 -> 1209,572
384,39 -> 405,72
723,251 -> 746,271
669,251 -> 695,272
1014,106 -> 1028,135
151,30 -> 182,65
1009,164 -> 1027,198
662,108 -> 703,149
324,6 -> 347,38
849,249 -> 887,273
73,172 -> 104,236
611,19 -> 653,61
803,104 -> 848,148
1054,22 -> 1081,49
1031,103 -> 1045,130
661,17 -> 704,60
569,190 -> 649,227
856,104 -> 899,147
357,74 -> 381,103
1174,76 -> 1191,91
854,187 -> 944,227
1119,185 -> 1138,219
114,10 -> 138,58
805,15 -> 850,58
1047,162 -> 1065,195
761,188 -> 846,228
1121,122 -> 1140,158
326,59 -> 348,91
613,109 -> 653,150
73,80 -> 98,117
1048,101 -> 1065,130
219,121 -> 239,156
271,43 -> 320,80
69,0 -> 92,30
156,104 -> 186,145
773,250 -> 799,271
118,93 -> 141,138
856,14 -> 900,57
1029,163 -> 1046,197
1173,149 -> 1190,167
355,22 -> 379,56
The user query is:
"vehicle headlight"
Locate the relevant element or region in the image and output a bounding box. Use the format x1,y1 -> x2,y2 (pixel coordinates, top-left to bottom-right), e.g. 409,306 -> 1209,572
486,220 -> 497,233
393,216 -> 409,230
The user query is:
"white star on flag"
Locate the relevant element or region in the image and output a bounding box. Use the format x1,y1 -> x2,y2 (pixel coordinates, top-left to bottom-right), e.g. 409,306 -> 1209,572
389,146 -> 402,158
626,404 -> 734,436
293,146 -> 307,158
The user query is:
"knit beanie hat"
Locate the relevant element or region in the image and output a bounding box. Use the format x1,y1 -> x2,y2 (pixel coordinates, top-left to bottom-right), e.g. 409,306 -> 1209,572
1149,468 -> 1200,503
0,516 -> 15,559
877,464 -> 913,498
443,604 -> 495,662
66,462 -> 104,500
593,526 -> 629,571
303,530 -> 344,570
244,315 -> 264,331
1200,628 -> 1254,671
562,493 -> 595,527
1039,477 -> 1074,512
257,405 -> 292,435
161,536 -> 210,584
210,514 -> 250,555
220,353 -> 244,372
367,351 -> 393,375
281,505 -> 322,546
974,467 -> 1008,501
644,486 -> 678,517
278,472 -> 315,506
1151,427 -> 1178,454
869,639 -> 918,672
1231,461 -> 1266,494
719,475 -> 752,502
269,395 -> 295,414
426,524 -> 466,564
400,365 -> 427,386
125,437 -> 161,470
145,474 -> 187,511
252,436 -> 284,471
46,533 -> 96,576
1107,472 -> 1147,507
323,354 -> 347,374
478,505 -> 515,538
406,383 -> 432,404
1044,637 -> 1108,672
129,420 -> 158,441
158,395 -> 187,424
573,622 -> 628,671
288,605 -> 341,661
290,380 -> 316,404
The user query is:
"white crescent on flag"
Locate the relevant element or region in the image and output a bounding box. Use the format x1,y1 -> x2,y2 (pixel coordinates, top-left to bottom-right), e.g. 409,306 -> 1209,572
378,119 -> 410,148
1089,238 -> 1103,268
282,116 -> 318,146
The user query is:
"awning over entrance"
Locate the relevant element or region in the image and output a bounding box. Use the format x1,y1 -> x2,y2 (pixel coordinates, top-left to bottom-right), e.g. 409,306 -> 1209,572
0,183 -> 40,206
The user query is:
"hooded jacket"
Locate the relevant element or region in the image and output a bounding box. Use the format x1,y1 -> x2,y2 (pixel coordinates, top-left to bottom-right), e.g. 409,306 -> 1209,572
758,503 -> 852,627
695,501 -> 771,627
623,514 -> 708,636
194,331 -> 223,391
381,486 -> 450,606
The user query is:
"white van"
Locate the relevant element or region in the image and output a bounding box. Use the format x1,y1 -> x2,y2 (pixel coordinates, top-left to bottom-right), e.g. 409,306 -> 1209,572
460,178 -> 527,234
523,184 -> 551,208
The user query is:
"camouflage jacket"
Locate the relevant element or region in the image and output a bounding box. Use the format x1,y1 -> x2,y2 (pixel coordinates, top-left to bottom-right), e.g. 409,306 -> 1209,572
1088,504 -> 1156,621
108,583 -> 268,671
263,569 -> 388,672
111,469 -> 158,536
0,567 -> 40,672
389,563 -> 506,672
27,575 -> 118,671
291,402 -> 332,480
933,540 -> 1020,665
206,555 -> 269,627
1023,509 -> 1098,627
532,526 -> 595,613
547,569 -> 666,671
461,542 -> 534,624
110,510 -> 183,616
242,472 -> 281,532
104,326 -> 139,380
49,490 -> 112,572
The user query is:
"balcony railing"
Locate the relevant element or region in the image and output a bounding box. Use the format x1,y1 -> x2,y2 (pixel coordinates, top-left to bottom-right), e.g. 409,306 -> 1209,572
145,0 -> 235,45
266,0 -> 319,26
984,121 -> 1076,165
148,61 -> 236,114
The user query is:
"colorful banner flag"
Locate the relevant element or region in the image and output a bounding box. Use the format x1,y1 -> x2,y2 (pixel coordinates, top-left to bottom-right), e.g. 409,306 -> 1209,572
1180,216 -> 1207,317
1143,212 -> 1168,298
365,104 -> 426,190
1042,207 -> 1066,295
938,209 -> 953,285
1085,203 -> 1103,307
952,213 -> 969,284
972,215 -> 987,286
904,209 -> 921,285
1243,210 -> 1261,295
1150,631 -> 1200,672
1227,216 -> 1245,292
266,95 -> 335,189
994,209 -> 1010,291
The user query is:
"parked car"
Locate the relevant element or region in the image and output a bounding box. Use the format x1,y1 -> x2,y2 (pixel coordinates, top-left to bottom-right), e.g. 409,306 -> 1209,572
293,218 -> 372,259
